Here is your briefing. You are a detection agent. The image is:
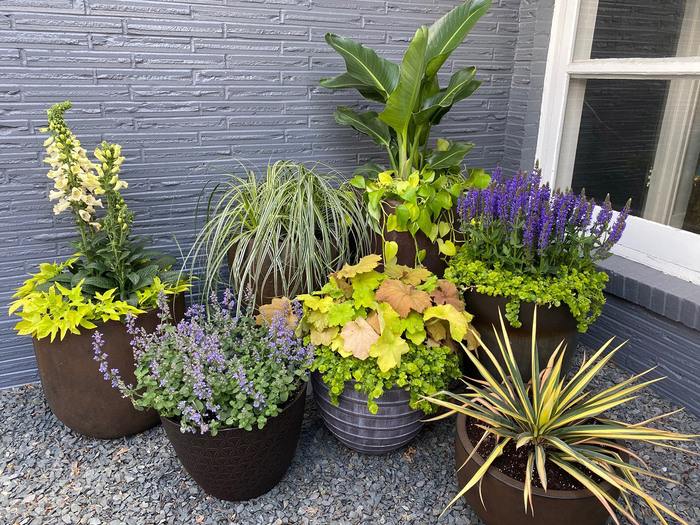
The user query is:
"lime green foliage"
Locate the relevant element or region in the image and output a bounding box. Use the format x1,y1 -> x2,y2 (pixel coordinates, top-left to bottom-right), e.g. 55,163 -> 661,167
351,167 -> 490,263
9,258 -> 188,341
9,101 -> 189,340
445,253 -> 608,332
314,343 -> 458,415
297,254 -> 479,413
320,1 -> 492,265
184,159 -> 372,309
425,315 -> 698,525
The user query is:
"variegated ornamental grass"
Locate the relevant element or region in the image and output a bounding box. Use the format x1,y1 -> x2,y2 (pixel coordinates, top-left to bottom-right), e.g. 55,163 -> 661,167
424,311 -> 698,525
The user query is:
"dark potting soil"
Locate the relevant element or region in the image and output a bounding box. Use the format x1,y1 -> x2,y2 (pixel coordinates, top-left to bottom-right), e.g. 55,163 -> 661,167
464,417 -> 604,491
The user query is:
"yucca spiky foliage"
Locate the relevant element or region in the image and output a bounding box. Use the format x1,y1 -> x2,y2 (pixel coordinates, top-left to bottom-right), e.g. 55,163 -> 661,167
425,311 -> 697,525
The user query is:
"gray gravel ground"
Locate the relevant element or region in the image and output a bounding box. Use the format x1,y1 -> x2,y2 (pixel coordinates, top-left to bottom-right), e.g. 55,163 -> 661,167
1,350 -> 699,525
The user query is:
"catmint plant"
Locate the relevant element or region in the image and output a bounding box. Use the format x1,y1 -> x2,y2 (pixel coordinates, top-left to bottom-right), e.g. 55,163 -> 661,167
94,289 -> 314,435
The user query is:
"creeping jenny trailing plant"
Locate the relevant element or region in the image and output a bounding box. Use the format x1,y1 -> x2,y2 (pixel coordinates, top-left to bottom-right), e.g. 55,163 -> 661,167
94,290 -> 314,435
9,102 -> 188,341
445,166 -> 631,331
297,254 -> 479,414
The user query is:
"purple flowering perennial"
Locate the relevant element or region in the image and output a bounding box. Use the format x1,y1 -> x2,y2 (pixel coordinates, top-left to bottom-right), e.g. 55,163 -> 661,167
457,166 -> 632,273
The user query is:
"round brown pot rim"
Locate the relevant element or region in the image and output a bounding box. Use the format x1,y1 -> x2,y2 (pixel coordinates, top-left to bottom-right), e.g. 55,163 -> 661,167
161,381 -> 307,434
456,412 -> 623,501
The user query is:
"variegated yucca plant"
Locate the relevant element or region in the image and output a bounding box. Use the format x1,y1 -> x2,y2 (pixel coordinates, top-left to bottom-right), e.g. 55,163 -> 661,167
425,311 -> 698,525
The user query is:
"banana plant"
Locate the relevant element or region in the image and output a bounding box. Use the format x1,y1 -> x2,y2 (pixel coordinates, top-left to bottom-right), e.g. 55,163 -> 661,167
320,0 -> 492,181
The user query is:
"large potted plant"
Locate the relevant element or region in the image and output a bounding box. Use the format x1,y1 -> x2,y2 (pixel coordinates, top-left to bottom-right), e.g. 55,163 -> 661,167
184,159 -> 371,309
424,314 -> 697,525
445,166 -> 631,379
296,254 -> 479,454
95,290 -> 314,501
320,0 -> 493,271
9,101 -> 189,439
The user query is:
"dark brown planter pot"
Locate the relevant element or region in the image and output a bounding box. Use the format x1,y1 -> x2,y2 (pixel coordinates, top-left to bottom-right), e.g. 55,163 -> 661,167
369,199 -> 460,277
160,383 -> 307,501
32,294 -> 185,440
455,413 -> 623,525
464,291 -> 578,382
311,371 -> 424,455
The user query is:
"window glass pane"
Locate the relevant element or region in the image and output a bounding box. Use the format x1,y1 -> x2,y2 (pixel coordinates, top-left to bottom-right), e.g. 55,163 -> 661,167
570,79 -> 667,214
569,78 -> 700,235
575,0 -> 689,59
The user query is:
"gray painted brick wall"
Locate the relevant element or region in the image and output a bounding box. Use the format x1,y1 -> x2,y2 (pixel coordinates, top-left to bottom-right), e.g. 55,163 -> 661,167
0,0 -> 525,388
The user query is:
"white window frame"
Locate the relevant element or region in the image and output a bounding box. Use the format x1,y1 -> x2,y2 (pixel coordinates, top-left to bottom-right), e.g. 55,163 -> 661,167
536,0 -> 700,285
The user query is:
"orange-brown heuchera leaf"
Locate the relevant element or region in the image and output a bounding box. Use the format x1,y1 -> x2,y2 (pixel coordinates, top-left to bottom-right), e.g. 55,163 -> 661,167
365,311 -> 381,334
256,297 -> 297,328
383,264 -> 432,285
340,317 -> 380,360
375,279 -> 432,318
431,280 -> 465,310
333,254 -> 382,279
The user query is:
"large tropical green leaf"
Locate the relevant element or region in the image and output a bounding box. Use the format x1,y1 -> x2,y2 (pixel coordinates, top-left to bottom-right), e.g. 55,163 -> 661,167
379,26 -> 429,137
414,66 -> 478,124
427,142 -> 474,169
319,72 -> 387,103
324,33 -> 400,99
333,107 -> 392,149
425,0 -> 492,78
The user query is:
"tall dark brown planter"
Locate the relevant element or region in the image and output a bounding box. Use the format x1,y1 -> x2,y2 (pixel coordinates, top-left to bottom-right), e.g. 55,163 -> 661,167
32,294 -> 185,439
369,199 -> 456,277
464,291 -> 578,382
455,413 -> 623,525
311,371 -> 424,455
160,383 -> 307,501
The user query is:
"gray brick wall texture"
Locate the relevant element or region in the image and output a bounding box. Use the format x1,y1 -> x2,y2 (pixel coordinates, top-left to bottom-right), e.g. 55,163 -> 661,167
0,0 -> 543,388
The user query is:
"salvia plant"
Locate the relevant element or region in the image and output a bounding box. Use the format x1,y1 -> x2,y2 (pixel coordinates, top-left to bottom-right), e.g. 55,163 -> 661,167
297,254 -> 478,413
9,102 -> 188,341
94,290 -> 314,435
445,166 -> 631,331
424,313 -> 698,525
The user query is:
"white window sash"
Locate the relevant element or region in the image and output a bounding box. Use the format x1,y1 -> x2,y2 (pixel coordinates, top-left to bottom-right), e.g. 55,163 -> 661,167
536,0 -> 700,284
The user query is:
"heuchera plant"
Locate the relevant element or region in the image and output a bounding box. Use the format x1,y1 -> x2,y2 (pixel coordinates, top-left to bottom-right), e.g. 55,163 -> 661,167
446,167 -> 631,331
94,290 -> 314,435
297,254 -> 478,413
9,102 -> 188,341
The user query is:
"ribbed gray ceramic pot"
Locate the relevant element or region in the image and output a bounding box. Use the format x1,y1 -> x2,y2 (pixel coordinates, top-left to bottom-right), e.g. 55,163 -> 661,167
311,371 -> 425,455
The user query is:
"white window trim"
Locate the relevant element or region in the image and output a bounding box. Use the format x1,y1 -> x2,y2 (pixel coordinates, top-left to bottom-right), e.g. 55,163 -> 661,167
536,0 -> 700,285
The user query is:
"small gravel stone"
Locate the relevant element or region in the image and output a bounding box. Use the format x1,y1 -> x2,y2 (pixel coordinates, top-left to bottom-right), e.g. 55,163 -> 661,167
0,349 -> 698,524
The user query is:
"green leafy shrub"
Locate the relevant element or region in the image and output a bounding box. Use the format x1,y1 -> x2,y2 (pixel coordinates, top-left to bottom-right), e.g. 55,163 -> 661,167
297,254 -> 478,413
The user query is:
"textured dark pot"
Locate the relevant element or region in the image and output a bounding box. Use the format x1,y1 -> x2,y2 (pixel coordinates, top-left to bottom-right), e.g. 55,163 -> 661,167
311,371 -> 424,455
369,199 -> 457,277
161,383 -> 307,501
32,294 -> 185,439
455,413 -> 623,525
464,291 -> 579,382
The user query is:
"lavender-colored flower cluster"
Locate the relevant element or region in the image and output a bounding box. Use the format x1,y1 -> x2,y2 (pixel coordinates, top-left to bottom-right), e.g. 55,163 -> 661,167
93,290 -> 314,435
457,167 -> 630,273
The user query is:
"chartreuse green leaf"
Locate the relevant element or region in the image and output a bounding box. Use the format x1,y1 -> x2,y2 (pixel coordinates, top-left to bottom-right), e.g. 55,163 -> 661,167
327,301 -> 355,327
324,33 -> 400,100
423,304 -> 469,340
369,330 -> 410,372
384,241 -> 399,264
